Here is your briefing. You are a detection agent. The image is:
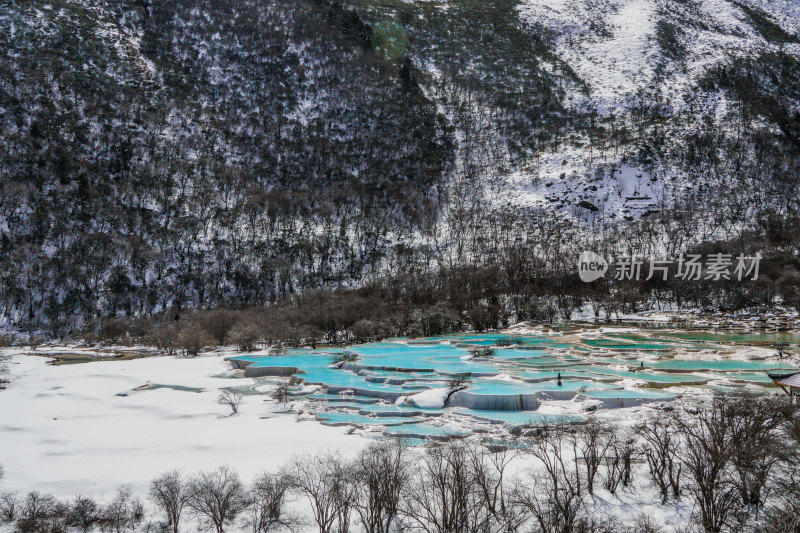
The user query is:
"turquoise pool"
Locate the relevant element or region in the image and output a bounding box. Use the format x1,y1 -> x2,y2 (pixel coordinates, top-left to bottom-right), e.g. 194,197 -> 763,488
229,326 -> 796,439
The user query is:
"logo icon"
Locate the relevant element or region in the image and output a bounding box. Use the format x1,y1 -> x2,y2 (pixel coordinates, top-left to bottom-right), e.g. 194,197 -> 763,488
578,251 -> 608,282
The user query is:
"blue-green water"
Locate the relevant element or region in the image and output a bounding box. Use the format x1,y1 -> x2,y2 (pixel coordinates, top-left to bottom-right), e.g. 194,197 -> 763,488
230,326 -> 797,440
315,412 -> 427,426
466,379 -> 609,394
584,388 -> 677,400
382,423 -> 471,438
453,409 -> 584,425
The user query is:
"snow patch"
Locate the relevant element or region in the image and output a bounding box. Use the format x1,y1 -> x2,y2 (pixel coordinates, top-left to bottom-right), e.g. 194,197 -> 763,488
400,387 -> 452,409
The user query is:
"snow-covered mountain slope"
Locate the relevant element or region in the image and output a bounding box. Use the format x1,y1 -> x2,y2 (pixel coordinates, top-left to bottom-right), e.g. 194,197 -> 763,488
1,0 -> 799,326
340,0 -> 799,223
520,0 -> 800,110
520,0 -> 659,111
481,0 -> 800,219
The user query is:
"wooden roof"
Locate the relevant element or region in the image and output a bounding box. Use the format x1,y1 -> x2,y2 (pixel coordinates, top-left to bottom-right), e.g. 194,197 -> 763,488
768,371 -> 800,389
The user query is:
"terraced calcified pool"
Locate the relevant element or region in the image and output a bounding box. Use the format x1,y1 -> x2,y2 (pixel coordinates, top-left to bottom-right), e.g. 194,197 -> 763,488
228,327 -> 800,440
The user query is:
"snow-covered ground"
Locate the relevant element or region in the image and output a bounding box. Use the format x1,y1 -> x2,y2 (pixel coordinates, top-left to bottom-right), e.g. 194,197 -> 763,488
0,351 -> 368,498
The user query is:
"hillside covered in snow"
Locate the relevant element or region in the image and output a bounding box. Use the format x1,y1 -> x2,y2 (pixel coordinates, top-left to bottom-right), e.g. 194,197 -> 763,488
1,0 -> 800,331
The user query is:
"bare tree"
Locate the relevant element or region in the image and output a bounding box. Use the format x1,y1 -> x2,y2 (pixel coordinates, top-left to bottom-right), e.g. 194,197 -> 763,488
68,496 -> 100,533
352,441 -> 409,533
467,440 -> 525,531
331,460 -> 356,533
628,513 -> 664,533
577,422 -> 612,495
219,391 -> 242,415
756,471 -> 800,533
243,471 -> 300,533
603,431 -> 637,493
516,428 -> 586,533
726,396 -> 791,511
288,451 -> 354,533
676,402 -> 738,533
755,395 -> 800,532
100,487 -> 143,533
401,440 -> 487,532
637,414 -> 681,503
150,470 -> 189,533
516,466 -> 586,533
16,491 -> 68,533
188,466 -> 247,533
0,492 -> 18,524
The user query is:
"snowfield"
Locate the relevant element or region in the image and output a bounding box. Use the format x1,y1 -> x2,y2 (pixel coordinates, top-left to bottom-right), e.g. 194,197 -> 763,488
0,351 -> 368,498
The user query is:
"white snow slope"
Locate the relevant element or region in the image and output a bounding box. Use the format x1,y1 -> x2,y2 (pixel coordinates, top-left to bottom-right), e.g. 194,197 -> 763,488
502,0 -> 800,218
0,351 -> 368,498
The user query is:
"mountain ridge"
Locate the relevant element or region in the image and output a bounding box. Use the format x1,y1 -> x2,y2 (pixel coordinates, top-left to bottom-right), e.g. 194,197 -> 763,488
1,0 -> 799,331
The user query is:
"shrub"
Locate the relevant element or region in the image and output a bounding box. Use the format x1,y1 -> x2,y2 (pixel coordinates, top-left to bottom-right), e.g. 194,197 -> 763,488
16,491 -> 68,533
271,384 -> 289,404
416,303 -> 460,337
218,391 -> 242,415
447,372 -> 470,388
227,323 -> 261,352
332,352 -> 357,365
350,319 -> 394,343
67,496 -> 100,533
147,326 -> 180,355
98,319 -> 130,343
197,310 -> 238,345
177,323 -> 215,356
468,347 -> 495,358
99,487 -> 143,533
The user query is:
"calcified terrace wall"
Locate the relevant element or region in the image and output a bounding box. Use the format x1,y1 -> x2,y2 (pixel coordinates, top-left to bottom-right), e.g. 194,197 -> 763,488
224,329 -> 797,438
